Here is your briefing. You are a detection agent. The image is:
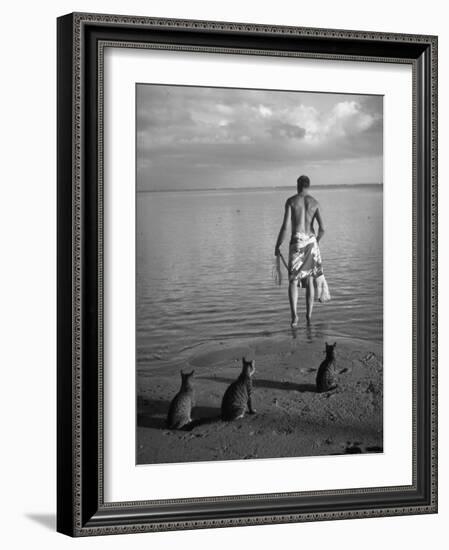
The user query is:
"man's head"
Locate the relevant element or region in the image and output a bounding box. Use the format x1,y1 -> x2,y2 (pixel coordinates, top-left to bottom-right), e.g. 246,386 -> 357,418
297,175 -> 310,193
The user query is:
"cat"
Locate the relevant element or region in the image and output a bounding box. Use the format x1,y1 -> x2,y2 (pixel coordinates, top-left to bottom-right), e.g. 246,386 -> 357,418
316,342 -> 338,392
167,370 -> 195,429
221,358 -> 256,421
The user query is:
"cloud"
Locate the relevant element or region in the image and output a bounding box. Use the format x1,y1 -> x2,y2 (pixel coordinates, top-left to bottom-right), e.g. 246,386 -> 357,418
268,121 -> 306,140
136,85 -> 383,190
258,104 -> 272,117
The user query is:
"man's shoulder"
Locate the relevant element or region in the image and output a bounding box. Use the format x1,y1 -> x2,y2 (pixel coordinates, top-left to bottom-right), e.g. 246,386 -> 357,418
286,193 -> 319,207
306,194 -> 319,207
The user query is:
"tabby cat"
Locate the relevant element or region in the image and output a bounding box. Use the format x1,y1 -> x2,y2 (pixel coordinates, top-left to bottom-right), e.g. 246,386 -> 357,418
316,342 -> 338,392
221,358 -> 256,421
167,370 -> 195,429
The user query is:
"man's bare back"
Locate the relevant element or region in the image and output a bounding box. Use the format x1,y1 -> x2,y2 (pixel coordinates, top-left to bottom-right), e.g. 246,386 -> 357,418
275,192 -> 324,250
287,193 -> 320,237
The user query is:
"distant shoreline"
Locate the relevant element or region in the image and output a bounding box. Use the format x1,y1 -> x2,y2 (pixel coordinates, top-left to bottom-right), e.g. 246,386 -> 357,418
138,183 -> 383,193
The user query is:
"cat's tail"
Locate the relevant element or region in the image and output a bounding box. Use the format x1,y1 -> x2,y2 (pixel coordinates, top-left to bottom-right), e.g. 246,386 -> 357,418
320,384 -> 338,393
221,411 -> 245,422
316,383 -> 338,393
167,420 -> 186,430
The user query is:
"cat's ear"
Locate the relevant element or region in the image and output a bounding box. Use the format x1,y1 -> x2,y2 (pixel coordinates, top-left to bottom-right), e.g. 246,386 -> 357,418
325,341 -> 328,346
189,370 -> 195,377
180,369 -> 185,376
333,342 -> 337,347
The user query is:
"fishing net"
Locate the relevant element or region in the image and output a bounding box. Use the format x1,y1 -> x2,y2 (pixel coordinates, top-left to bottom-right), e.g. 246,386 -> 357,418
272,252 -> 288,286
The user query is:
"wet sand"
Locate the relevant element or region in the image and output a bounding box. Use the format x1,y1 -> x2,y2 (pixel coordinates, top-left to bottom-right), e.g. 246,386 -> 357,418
137,336 -> 383,465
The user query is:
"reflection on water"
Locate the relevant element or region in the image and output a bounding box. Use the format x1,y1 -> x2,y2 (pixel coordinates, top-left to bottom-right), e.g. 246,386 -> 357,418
136,186 -> 382,373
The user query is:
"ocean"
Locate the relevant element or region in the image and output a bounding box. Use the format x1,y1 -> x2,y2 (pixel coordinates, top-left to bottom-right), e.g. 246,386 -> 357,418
136,186 -> 382,374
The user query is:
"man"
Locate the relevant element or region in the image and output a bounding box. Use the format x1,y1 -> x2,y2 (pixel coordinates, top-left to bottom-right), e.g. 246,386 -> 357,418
274,175 -> 325,327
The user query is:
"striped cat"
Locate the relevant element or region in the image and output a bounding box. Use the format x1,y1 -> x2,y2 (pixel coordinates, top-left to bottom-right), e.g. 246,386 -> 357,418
221,358 -> 256,421
167,370 -> 195,429
316,342 -> 338,392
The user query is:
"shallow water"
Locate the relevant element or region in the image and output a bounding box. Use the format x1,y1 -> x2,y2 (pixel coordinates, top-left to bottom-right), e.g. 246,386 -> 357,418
136,186 -> 382,373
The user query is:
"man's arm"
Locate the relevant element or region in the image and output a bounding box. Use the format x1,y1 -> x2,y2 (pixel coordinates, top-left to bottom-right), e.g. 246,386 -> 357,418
314,206 -> 325,242
274,200 -> 290,255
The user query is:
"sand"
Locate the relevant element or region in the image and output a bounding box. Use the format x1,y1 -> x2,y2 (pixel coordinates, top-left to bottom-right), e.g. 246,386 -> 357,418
137,335 -> 383,465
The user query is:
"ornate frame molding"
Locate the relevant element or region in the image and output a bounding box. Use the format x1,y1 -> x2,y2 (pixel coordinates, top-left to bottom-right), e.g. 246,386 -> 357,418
57,12 -> 437,537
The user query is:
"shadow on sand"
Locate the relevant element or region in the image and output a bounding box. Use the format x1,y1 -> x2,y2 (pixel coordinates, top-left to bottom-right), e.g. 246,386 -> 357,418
255,378 -> 316,393
189,405 -> 221,428
201,376 -> 316,393
137,397 -> 221,430
137,397 -> 168,429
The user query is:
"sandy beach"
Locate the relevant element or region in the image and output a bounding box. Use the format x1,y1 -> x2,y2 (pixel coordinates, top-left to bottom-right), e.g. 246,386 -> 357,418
137,335 -> 383,464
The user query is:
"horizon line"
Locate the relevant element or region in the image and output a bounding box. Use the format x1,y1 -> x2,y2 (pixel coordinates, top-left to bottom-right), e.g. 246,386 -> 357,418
137,182 -> 383,193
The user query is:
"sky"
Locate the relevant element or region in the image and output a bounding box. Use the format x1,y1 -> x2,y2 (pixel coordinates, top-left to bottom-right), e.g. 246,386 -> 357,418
136,84 -> 383,191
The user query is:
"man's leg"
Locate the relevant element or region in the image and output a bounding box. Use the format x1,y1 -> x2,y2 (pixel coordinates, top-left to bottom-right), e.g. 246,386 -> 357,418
306,276 -> 315,324
289,279 -> 299,327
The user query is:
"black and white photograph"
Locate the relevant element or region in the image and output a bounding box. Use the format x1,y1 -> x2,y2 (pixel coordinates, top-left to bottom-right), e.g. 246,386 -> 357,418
136,83 -> 384,464
0,0 -> 442,545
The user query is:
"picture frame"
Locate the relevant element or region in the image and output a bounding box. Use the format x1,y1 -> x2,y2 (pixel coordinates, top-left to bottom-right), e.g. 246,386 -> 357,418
57,12 -> 438,536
